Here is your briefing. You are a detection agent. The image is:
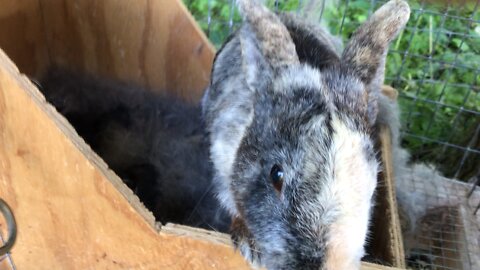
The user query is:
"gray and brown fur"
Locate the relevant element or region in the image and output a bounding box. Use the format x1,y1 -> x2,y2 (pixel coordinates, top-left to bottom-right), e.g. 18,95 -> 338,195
203,0 -> 410,269
38,68 -> 231,232
236,0 -> 299,68
341,0 -> 410,126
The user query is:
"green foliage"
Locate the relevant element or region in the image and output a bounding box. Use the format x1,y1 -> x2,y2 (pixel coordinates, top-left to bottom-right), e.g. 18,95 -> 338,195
184,0 -> 301,47
183,0 -> 480,180
184,0 -> 239,46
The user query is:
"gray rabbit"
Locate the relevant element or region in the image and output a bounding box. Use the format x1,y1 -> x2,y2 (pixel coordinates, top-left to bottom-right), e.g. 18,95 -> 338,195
202,0 -> 410,269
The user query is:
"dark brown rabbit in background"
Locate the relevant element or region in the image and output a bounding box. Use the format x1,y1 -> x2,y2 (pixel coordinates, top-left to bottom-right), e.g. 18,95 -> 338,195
202,0 -> 410,269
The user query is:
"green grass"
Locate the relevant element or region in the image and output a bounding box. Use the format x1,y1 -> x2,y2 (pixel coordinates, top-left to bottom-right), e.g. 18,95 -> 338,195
183,0 -> 480,181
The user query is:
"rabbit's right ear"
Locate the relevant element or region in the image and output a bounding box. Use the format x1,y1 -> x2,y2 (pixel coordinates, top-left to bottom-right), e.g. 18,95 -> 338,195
341,0 -> 410,124
341,0 -> 410,85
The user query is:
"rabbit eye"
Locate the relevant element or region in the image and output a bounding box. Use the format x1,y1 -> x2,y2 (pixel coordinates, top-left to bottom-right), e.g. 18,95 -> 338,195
270,164 -> 284,192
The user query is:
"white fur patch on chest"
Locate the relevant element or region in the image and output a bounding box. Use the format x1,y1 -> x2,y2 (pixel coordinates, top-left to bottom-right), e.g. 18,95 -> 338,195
324,116 -> 378,270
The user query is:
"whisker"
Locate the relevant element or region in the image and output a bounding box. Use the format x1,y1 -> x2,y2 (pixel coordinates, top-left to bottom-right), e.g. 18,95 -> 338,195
184,181 -> 216,224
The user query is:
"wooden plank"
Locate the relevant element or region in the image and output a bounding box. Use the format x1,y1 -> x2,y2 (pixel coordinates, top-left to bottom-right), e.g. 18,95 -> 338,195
38,0 -> 215,103
362,262 -> 403,270
0,0 -> 50,77
377,125 -> 406,268
364,86 -> 405,268
379,87 -> 406,268
163,225 -> 404,270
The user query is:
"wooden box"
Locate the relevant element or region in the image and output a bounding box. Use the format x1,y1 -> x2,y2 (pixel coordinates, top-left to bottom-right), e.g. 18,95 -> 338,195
0,0 -> 404,269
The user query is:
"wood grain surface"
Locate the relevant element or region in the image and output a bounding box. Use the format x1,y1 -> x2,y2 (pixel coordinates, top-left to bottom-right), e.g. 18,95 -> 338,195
370,126 -> 406,268
0,0 -> 50,78
0,0 -> 214,103
38,0 -> 215,103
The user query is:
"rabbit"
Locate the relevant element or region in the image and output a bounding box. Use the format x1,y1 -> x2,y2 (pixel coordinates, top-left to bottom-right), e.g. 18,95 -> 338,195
202,0 -> 410,269
36,68 -> 231,232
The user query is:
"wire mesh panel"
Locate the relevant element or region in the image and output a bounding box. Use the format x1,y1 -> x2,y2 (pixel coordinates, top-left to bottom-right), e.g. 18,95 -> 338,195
407,206 -> 466,270
397,163 -> 480,270
0,234 -> 15,270
183,0 -> 480,269
384,0 -> 480,184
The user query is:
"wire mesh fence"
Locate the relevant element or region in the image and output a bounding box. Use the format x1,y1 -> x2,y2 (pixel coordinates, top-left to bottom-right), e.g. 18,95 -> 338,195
184,0 -> 480,184
409,206 -> 466,270
183,0 -> 480,269
0,234 -> 15,270
397,163 -> 480,269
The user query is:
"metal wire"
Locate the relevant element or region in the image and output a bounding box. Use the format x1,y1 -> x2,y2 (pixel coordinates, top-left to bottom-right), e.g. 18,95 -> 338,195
401,0 -> 452,134
0,199 -> 16,257
0,222 -> 16,270
419,2 -> 479,153
406,205 -> 470,270
392,0 -> 427,86
338,0 -> 351,34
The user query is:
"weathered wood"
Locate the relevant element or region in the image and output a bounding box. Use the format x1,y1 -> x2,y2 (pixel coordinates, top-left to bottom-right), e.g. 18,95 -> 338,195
380,87 -> 406,268
377,126 -> 406,268
362,262 -> 403,270
363,86 -> 405,268
38,0 -> 215,103
362,86 -> 405,268
0,0 -> 50,78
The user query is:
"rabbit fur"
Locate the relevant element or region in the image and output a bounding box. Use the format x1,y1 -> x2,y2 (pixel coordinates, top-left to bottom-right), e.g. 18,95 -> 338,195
37,68 -> 231,233
202,0 -> 410,269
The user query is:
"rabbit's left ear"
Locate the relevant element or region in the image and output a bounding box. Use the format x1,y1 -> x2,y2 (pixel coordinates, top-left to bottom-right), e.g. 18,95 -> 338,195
237,0 -> 299,69
341,0 -> 410,124
239,25 -> 274,91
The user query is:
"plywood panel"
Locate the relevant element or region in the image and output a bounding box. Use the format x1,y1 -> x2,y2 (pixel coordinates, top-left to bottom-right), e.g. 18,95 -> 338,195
379,87 -> 406,268
362,262 -> 403,270
376,125 -> 406,268
363,86 -> 406,268
0,0 -> 50,77
38,0 -> 215,103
